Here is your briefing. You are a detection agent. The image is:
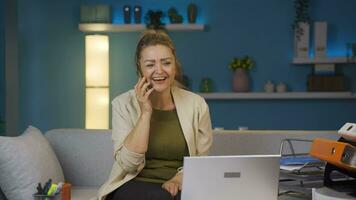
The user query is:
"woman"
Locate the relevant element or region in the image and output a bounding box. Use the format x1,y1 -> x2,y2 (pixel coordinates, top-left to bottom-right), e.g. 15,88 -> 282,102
97,29 -> 213,200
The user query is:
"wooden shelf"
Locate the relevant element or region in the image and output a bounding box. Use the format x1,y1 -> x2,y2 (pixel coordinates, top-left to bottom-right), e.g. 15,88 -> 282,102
78,23 -> 205,33
198,92 -> 356,100
292,57 -> 356,64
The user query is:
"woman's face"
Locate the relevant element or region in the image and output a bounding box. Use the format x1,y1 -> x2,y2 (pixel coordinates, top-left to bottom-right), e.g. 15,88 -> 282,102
139,44 -> 176,93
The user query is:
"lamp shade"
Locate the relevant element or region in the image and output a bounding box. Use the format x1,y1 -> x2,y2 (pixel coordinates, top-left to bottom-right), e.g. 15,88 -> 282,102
85,88 -> 109,129
85,35 -> 109,129
85,35 -> 109,87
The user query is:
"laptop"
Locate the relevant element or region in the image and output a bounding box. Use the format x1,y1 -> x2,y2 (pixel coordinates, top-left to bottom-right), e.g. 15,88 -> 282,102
181,155 -> 281,200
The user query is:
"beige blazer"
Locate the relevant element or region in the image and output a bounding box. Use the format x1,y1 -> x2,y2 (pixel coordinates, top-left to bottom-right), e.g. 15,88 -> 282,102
97,86 -> 213,200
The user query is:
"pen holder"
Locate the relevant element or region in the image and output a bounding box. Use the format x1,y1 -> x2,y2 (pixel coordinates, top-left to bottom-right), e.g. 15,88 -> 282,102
33,193 -> 61,200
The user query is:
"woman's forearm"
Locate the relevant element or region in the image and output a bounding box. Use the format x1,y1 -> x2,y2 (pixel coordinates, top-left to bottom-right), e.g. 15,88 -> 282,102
124,112 -> 151,154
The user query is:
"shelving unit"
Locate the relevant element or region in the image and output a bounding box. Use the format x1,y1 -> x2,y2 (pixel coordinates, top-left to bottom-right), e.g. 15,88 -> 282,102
292,56 -> 356,74
78,23 -> 205,33
198,92 -> 356,100
292,57 -> 356,64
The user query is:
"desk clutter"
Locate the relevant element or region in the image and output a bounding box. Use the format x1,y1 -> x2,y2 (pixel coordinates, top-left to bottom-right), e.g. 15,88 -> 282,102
278,122 -> 356,200
33,179 -> 71,200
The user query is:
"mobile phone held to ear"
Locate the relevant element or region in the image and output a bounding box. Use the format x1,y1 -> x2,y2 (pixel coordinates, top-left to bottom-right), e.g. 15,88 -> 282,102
147,82 -> 153,90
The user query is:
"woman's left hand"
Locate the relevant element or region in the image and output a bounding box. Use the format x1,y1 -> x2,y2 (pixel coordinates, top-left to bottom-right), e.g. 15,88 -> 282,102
162,173 -> 182,197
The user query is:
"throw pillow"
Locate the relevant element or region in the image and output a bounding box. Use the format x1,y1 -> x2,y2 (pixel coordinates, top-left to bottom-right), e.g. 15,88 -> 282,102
0,126 -> 65,200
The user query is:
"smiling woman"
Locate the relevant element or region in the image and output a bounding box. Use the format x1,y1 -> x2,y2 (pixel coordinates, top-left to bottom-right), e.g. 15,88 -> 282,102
97,30 -> 213,200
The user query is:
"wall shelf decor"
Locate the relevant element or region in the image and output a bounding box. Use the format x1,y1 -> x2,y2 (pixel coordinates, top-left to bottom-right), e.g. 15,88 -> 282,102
78,23 -> 205,33
198,92 -> 356,100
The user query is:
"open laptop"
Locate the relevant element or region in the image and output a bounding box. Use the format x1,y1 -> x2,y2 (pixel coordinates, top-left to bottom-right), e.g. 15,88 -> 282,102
181,155 -> 281,200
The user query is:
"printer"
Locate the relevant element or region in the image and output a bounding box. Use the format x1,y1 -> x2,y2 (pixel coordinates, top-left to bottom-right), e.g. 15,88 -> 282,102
311,123 -> 356,200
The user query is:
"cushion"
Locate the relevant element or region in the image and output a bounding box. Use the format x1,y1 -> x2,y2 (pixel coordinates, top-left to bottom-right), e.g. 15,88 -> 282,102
0,188 -> 6,200
0,126 -> 65,200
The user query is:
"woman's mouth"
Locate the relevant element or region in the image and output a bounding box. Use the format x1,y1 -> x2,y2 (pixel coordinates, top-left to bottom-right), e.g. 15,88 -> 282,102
152,76 -> 167,83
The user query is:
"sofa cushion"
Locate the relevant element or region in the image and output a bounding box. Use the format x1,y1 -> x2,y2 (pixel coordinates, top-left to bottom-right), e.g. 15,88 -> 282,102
45,129 -> 114,187
0,188 -> 6,200
0,126 -> 65,200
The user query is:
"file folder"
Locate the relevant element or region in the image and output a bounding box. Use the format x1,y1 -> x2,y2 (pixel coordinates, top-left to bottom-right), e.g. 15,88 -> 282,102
309,138 -> 356,172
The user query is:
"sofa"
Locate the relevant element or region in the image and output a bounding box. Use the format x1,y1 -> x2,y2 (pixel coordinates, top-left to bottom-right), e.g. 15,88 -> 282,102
0,129 -> 339,200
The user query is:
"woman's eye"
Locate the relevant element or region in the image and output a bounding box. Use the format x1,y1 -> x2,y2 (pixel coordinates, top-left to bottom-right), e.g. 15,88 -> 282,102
163,62 -> 171,66
146,64 -> 154,67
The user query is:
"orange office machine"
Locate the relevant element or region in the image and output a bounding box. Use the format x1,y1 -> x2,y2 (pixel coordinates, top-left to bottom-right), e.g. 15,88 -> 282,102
310,138 -> 356,172
309,123 -> 356,199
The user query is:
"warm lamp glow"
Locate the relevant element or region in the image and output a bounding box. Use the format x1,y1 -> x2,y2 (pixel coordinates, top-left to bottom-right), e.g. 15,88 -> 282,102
85,35 -> 109,129
85,35 -> 109,87
85,88 -> 109,129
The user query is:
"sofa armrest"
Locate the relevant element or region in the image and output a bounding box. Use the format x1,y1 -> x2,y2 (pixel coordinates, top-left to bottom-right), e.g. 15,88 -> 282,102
45,129 -> 114,187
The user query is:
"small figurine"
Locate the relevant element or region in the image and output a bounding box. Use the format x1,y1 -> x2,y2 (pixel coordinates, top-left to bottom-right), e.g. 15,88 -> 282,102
264,80 -> 275,93
276,82 -> 287,93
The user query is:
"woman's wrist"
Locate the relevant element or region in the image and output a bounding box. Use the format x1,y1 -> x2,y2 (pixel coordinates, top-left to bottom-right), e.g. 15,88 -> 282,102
140,111 -> 152,118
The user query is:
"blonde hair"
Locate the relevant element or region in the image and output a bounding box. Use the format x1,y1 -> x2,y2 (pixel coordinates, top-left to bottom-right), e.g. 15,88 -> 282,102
135,29 -> 184,88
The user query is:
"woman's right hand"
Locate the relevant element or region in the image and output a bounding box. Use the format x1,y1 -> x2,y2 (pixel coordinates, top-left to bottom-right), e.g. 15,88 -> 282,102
135,77 -> 154,115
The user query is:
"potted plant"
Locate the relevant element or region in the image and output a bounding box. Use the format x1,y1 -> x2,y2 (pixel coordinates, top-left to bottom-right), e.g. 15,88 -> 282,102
145,10 -> 165,30
292,0 -> 311,58
228,56 -> 254,92
292,0 -> 311,40
168,7 -> 183,24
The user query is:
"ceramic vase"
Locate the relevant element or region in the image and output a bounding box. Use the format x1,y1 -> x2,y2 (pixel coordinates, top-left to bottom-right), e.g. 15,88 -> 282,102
232,68 -> 250,92
294,22 -> 310,58
200,78 -> 214,93
123,5 -> 131,24
134,6 -> 142,24
264,80 -> 275,93
187,3 -> 197,23
276,82 -> 287,93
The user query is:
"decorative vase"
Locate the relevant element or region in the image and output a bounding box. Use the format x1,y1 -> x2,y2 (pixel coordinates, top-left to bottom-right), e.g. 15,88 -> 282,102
187,3 -> 197,23
200,77 -> 214,93
264,80 -> 275,93
134,6 -> 142,24
123,5 -> 131,24
276,82 -> 287,93
232,68 -> 250,92
294,22 -> 310,58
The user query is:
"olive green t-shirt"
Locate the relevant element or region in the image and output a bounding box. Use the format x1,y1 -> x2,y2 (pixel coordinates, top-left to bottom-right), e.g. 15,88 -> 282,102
134,108 -> 189,183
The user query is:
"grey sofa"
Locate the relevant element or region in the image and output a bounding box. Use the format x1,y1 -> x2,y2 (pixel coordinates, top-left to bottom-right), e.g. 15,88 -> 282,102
0,129 -> 339,200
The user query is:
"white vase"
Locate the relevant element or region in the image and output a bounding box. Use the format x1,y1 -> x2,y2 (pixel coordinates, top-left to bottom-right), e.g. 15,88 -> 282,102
314,21 -> 328,58
294,22 -> 310,58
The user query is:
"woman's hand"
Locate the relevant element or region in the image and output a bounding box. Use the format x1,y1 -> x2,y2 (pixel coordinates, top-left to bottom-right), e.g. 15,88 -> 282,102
135,77 -> 154,115
162,173 -> 182,197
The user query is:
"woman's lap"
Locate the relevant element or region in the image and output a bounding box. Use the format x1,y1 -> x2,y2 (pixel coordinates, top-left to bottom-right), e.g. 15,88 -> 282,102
107,179 -> 181,200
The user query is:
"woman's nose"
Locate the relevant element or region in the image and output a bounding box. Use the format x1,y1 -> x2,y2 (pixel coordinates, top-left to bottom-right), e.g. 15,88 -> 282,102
156,64 -> 163,73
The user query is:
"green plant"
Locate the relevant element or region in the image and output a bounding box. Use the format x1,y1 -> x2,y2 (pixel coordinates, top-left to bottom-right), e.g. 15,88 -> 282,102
145,10 -> 165,30
228,56 -> 254,71
292,0 -> 311,40
168,7 -> 183,24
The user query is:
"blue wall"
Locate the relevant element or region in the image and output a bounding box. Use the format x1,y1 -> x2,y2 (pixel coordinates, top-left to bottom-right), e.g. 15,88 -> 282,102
0,0 -> 5,134
18,0 -> 356,132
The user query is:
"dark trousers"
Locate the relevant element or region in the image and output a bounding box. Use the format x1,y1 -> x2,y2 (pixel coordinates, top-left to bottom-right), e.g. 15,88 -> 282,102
107,179 -> 181,200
